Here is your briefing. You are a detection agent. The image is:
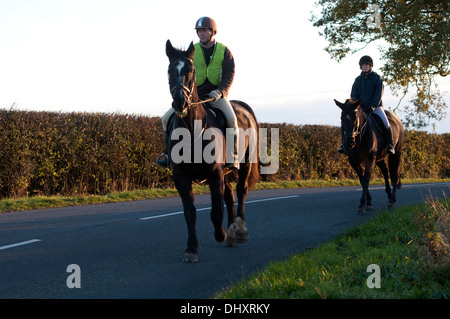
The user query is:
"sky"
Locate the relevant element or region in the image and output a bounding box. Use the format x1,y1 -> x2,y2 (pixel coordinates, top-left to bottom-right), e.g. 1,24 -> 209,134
1,0 -> 449,133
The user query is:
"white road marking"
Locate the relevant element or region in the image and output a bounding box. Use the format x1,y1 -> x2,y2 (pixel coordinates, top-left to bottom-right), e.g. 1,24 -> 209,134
356,182 -> 450,191
0,239 -> 42,251
139,195 -> 299,221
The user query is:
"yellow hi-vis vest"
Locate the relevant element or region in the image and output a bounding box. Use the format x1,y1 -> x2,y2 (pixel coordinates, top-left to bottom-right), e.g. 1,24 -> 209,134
193,42 -> 226,86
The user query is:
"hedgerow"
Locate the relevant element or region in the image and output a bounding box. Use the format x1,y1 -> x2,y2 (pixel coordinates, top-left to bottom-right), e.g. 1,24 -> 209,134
1,109 -> 448,198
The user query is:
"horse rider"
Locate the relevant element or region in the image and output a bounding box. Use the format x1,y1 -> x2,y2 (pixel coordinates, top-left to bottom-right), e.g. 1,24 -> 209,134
338,55 -> 395,155
156,16 -> 240,169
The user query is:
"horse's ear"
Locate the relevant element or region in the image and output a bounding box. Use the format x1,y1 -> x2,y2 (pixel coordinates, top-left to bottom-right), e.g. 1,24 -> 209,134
186,41 -> 195,60
166,39 -> 176,61
334,99 -> 345,109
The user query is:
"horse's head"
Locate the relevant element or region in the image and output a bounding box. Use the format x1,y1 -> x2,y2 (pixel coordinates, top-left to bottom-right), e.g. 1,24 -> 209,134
166,40 -> 198,117
334,98 -> 362,150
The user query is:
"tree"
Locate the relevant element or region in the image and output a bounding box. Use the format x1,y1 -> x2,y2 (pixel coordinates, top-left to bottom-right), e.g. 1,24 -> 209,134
311,0 -> 449,129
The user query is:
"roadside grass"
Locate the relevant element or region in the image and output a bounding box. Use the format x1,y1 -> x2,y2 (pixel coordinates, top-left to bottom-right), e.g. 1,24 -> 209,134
0,178 -> 448,214
214,196 -> 450,299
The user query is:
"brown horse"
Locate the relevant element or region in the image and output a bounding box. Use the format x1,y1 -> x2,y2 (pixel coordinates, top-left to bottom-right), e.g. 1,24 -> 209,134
166,40 -> 260,262
334,99 -> 404,214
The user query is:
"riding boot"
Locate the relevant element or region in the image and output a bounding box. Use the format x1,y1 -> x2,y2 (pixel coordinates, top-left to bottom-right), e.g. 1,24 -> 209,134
384,127 -> 395,155
155,132 -> 169,167
225,132 -> 240,170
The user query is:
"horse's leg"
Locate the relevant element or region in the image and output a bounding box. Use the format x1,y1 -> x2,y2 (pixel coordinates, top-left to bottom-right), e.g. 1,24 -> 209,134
376,159 -> 392,202
174,172 -> 198,263
224,162 -> 251,246
208,168 -> 226,244
377,159 -> 392,199
224,178 -> 235,228
234,162 -> 251,244
236,163 -> 251,220
387,151 -> 402,209
360,159 -> 375,214
349,157 -> 366,214
223,178 -> 239,247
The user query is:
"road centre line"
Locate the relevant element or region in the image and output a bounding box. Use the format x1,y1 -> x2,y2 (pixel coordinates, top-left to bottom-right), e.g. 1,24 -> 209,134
0,239 -> 42,251
139,195 -> 300,221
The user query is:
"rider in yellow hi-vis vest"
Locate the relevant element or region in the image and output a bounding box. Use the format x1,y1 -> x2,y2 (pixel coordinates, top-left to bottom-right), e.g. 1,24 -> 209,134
157,17 -> 239,169
193,42 -> 225,87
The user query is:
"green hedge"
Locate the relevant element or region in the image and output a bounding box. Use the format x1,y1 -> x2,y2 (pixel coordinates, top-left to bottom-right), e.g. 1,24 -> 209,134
1,109 -> 449,198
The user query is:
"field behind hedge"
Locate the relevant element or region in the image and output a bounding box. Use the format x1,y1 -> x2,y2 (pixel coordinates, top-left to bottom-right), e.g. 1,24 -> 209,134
1,108 -> 449,198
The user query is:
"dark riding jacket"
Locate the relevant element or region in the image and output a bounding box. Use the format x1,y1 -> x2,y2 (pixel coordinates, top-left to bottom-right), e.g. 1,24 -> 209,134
350,71 -> 384,112
195,41 -> 235,99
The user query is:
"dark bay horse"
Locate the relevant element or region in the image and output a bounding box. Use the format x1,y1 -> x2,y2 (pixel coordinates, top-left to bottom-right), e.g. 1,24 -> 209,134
165,40 -> 260,262
334,99 -> 404,214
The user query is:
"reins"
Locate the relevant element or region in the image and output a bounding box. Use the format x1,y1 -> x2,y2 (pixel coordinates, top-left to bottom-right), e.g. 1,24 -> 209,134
344,111 -> 371,147
171,83 -> 215,117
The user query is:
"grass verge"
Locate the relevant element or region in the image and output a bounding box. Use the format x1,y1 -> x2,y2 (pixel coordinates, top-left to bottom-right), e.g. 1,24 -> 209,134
214,196 -> 450,299
0,178 -> 449,214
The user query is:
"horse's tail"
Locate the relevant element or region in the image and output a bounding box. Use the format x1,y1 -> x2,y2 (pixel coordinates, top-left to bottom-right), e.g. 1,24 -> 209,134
231,100 -> 260,190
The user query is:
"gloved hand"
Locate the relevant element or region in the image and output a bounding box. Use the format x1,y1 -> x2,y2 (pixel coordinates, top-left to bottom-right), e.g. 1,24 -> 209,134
208,89 -> 222,102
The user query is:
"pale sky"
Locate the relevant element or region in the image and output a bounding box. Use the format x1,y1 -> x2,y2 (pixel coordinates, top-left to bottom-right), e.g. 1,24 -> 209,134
1,0 -> 449,133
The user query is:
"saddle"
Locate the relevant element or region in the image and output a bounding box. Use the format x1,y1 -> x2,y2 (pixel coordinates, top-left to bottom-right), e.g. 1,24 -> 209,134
367,112 -> 385,136
364,111 -> 395,157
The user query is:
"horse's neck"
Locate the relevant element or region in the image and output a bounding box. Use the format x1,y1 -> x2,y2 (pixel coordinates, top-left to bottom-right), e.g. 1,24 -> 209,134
357,110 -> 368,135
184,105 -> 206,132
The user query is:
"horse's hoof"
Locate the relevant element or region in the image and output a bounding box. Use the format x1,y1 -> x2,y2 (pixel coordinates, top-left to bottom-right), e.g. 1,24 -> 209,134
357,207 -> 365,215
236,230 -> 249,244
182,252 -> 199,263
214,228 -> 227,244
223,237 -> 237,247
387,202 -> 395,209
224,223 -> 237,247
365,205 -> 374,211
224,217 -> 248,246
233,217 -> 249,244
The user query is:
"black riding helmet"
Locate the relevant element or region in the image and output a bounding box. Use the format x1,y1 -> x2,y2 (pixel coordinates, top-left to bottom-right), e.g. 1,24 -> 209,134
359,55 -> 373,66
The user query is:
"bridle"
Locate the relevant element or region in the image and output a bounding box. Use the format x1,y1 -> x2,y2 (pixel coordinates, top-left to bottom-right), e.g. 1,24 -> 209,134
343,112 -> 370,149
169,58 -> 215,118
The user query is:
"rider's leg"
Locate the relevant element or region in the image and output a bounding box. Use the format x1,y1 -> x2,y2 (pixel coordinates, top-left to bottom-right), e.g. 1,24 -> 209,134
373,107 -> 395,154
156,108 -> 175,166
210,98 -> 239,169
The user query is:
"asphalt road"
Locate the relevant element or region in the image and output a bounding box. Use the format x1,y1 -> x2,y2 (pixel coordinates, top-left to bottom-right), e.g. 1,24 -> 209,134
0,182 -> 448,299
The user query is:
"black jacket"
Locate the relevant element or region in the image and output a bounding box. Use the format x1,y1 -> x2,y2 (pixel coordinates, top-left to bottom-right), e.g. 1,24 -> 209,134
350,71 -> 384,111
